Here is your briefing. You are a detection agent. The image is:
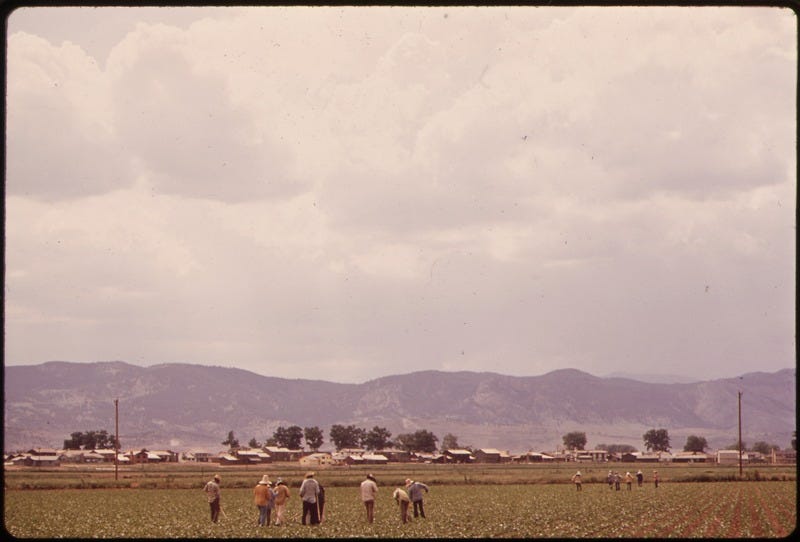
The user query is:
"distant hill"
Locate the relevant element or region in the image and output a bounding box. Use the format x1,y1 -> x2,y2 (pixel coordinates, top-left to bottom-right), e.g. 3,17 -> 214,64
3,362 -> 795,453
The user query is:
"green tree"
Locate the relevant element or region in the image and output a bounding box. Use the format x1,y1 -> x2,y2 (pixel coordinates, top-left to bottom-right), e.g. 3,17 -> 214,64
751,441 -> 780,455
643,428 -> 670,452
329,424 -> 366,450
63,430 -> 113,450
562,431 -> 587,450
596,443 -> 637,454
683,435 -> 708,453
273,425 -> 304,449
248,437 -> 261,449
441,433 -> 460,451
363,426 -> 393,450
304,426 -> 324,451
222,430 -> 240,450
395,429 -> 439,453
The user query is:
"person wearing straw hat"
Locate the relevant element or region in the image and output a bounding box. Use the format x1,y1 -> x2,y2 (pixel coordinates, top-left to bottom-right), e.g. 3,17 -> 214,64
360,473 -> 378,523
253,475 -> 273,526
299,471 -> 320,525
625,471 -> 634,491
203,474 -> 222,523
273,478 -> 290,526
405,478 -> 429,518
392,485 -> 411,523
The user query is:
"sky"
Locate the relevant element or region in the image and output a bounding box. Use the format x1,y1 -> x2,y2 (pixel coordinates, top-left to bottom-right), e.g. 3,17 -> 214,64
3,5 -> 796,384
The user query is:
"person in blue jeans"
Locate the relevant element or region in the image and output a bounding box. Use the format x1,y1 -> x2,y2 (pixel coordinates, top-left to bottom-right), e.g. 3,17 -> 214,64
405,478 -> 430,518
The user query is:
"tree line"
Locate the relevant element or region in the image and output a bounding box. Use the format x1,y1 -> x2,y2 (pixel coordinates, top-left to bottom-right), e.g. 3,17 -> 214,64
222,426 -> 463,454
561,428 -> 790,454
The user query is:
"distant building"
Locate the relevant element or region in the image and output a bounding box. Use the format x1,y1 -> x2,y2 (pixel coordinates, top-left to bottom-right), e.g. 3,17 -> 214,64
444,449 -> 474,463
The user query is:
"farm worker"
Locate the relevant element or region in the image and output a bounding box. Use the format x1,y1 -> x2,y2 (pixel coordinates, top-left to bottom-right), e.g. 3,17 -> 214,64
614,472 -> 621,491
653,471 -> 660,488
273,478 -> 291,525
625,472 -> 633,490
571,471 -> 582,491
360,473 -> 379,523
203,474 -> 221,523
636,470 -> 644,487
607,471 -> 614,489
267,482 -> 277,519
405,478 -> 430,518
299,471 -> 320,525
393,486 -> 411,523
253,475 -> 273,526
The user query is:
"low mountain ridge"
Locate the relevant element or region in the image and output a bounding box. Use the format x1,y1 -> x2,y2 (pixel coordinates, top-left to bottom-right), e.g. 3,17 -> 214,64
3,362 -> 794,453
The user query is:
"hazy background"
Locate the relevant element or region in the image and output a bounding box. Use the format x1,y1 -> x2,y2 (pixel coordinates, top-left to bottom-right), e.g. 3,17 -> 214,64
4,6 -> 796,384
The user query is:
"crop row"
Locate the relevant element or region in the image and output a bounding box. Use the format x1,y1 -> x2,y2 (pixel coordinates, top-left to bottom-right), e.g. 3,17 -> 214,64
3,481 -> 795,538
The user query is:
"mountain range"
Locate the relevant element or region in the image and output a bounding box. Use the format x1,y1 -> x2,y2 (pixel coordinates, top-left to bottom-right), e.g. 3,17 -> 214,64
3,361 -> 795,453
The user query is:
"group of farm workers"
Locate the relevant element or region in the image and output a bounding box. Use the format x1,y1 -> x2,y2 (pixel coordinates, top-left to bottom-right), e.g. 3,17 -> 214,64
202,472 -> 430,526
571,469 -> 658,491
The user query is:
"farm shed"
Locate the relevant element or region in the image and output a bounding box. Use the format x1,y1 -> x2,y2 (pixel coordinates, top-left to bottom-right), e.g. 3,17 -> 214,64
362,453 -> 389,465
235,449 -> 271,463
716,450 -> 748,465
445,449 -> 474,463
475,448 -> 512,463
377,449 -> 412,462
23,454 -> 61,467
673,451 -> 710,463
299,452 -> 335,467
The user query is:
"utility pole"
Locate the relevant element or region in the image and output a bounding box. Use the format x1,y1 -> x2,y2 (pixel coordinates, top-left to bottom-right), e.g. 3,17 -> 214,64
114,399 -> 119,480
737,390 -> 743,477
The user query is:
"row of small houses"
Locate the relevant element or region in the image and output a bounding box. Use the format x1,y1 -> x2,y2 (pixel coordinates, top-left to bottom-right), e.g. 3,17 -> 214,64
6,446 -> 795,468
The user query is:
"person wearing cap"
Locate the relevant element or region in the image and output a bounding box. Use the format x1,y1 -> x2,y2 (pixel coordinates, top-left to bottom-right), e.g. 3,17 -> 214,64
392,485 -> 411,523
273,478 -> 291,526
571,471 -> 582,491
203,474 -> 222,523
625,471 -> 634,491
253,475 -> 273,526
360,474 -> 378,523
405,478 -> 430,518
299,472 -> 320,525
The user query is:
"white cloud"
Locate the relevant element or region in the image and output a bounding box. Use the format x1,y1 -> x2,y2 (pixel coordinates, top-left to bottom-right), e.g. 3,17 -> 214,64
4,6 -> 795,383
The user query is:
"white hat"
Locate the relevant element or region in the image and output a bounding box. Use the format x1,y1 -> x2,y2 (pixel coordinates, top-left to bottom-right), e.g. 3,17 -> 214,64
258,475 -> 270,485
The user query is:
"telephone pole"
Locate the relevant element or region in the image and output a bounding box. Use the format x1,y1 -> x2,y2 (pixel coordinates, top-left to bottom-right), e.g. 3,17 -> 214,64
737,390 -> 743,477
114,399 -> 119,480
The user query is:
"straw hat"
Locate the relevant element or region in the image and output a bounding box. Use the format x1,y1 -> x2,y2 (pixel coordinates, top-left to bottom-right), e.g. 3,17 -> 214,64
305,471 -> 315,478
258,475 -> 270,485
405,478 -> 412,486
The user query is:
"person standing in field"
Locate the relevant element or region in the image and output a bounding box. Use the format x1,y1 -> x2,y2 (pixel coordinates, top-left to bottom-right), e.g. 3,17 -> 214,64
405,478 -> 430,518
625,472 -> 633,490
571,471 -> 583,491
613,471 -> 621,491
636,470 -> 644,487
607,471 -> 614,489
253,475 -> 273,526
273,478 -> 291,526
299,471 -> 320,525
393,485 -> 411,523
360,473 -> 379,523
653,471 -> 660,488
203,474 -> 222,523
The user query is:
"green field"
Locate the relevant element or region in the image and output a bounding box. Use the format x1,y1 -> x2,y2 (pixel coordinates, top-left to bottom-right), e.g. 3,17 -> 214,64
3,463 -> 797,538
